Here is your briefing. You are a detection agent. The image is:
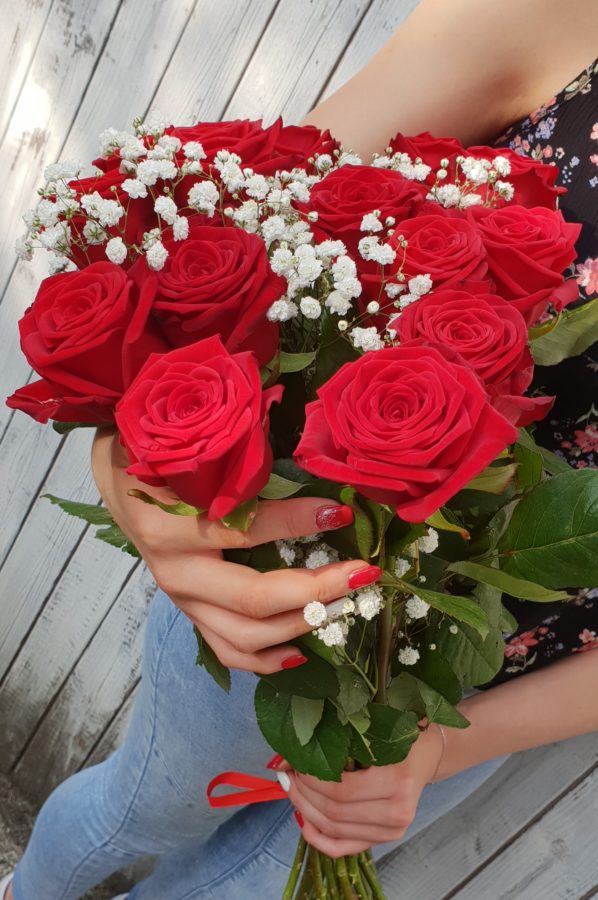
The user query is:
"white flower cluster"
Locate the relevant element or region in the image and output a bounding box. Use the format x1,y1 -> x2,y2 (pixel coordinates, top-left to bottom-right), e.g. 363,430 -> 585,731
303,583 -> 386,648
371,151 -> 431,182
427,154 -> 514,209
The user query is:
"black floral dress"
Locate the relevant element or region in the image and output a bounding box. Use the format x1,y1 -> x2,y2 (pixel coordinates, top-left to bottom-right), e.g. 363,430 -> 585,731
483,56 -> 598,686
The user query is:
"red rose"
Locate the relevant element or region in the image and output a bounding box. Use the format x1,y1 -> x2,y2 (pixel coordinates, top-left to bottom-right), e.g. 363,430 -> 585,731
165,117 -> 340,175
465,145 -> 565,209
6,262 -> 167,423
387,132 -> 466,174
115,336 -> 283,520
470,205 -> 581,323
360,211 -> 488,307
129,219 -> 284,366
297,165 -> 424,253
395,290 -> 553,426
67,169 -> 154,268
294,342 -> 517,523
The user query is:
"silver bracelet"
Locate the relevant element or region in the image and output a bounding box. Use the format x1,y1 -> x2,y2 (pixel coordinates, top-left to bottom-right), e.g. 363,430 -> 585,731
427,723 -> 447,784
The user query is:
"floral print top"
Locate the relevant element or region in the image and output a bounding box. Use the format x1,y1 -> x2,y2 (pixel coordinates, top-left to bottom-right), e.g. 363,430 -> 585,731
483,56 -> 598,687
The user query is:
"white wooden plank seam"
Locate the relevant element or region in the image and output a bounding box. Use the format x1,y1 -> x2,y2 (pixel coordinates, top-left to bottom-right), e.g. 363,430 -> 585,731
442,757 -> 598,899
309,0 -> 376,111
7,558 -> 142,773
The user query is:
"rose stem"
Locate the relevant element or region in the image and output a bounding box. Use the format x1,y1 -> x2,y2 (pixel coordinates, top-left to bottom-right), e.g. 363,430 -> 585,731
321,853 -> 341,899
282,836 -> 307,900
336,857 -> 357,899
349,854 -> 372,898
359,852 -> 387,900
309,847 -> 326,899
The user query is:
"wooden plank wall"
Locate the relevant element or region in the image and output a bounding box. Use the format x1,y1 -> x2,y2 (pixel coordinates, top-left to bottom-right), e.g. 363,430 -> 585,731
0,0 -> 418,799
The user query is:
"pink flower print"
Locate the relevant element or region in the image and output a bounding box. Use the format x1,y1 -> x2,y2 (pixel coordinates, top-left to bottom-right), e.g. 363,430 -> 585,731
504,630 -> 540,658
522,139 -> 531,152
542,145 -> 554,159
576,257 -> 598,294
574,628 -> 598,653
591,154 -> 598,166
591,123 -> 598,140
573,424 -> 598,453
579,629 -> 597,643
538,627 -> 549,635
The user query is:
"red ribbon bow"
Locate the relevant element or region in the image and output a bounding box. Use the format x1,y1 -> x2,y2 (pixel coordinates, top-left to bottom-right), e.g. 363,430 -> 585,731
207,771 -> 288,808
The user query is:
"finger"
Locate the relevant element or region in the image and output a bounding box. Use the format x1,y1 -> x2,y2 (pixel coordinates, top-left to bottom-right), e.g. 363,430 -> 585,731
197,623 -> 307,675
295,768 -> 394,803
300,819 -> 375,859
220,498 -> 354,548
290,785 -> 401,842
159,555 -> 381,617
189,601 -> 311,653
292,778 -> 401,827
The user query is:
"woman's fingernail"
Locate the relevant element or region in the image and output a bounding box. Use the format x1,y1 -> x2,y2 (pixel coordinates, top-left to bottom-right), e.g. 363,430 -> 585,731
348,564 -> 382,590
281,654 -> 308,670
266,754 -> 284,770
294,810 -> 304,828
315,505 -> 354,531
277,771 -> 291,792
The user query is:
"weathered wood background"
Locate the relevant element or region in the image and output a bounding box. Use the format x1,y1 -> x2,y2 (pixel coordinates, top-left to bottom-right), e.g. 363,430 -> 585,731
0,1 -> 596,897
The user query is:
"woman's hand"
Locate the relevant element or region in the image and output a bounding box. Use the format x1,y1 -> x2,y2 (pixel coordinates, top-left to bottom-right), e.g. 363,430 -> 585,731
91,427 -> 380,674
280,725 -> 444,857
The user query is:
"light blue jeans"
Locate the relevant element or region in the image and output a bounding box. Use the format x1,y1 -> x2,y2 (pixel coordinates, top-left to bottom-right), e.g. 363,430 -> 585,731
12,589 -> 508,899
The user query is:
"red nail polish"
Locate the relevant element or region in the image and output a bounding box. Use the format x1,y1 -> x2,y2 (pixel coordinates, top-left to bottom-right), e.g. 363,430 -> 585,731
281,654 -> 308,669
348,564 -> 382,590
266,754 -> 284,770
294,810 -> 305,828
315,505 -> 354,531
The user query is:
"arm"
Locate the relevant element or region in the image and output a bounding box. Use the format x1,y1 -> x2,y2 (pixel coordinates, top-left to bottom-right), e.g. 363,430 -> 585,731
300,0 -> 598,154
285,650 -> 598,857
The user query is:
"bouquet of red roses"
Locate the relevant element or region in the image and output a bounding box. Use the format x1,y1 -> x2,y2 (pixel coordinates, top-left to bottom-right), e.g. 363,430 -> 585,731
8,113 -> 598,899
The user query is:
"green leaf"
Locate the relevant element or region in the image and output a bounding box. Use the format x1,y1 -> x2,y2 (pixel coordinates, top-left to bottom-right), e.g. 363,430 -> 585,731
404,585 -> 490,637
415,680 -> 470,728
95,524 -> 140,557
406,646 -> 463,704
426,508 -> 470,540
340,486 -> 375,560
272,458 -> 313,484
127,489 -> 204,516
221,497 -> 258,532
531,298 -> 598,366
279,350 -> 317,373
513,441 -> 543,491
43,494 -> 115,525
351,704 -> 420,767
528,315 -> 560,340
498,469 -> 598,588
431,612 -> 504,686
539,446 -> 571,476
388,672 -> 426,717
263,650 -> 339,700
52,420 -> 101,434
255,684 -> 349,780
258,472 -> 304,500
499,603 -> 519,634
194,627 -> 231,693
312,309 -> 360,394
464,464 -> 518,494
448,560 -> 568,602
291,696 -> 325,746
335,666 -> 371,720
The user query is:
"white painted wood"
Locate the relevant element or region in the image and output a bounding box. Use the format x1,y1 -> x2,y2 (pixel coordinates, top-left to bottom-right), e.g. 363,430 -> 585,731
12,564 -> 155,799
84,684 -> 138,769
0,0 -> 54,142
452,764 -> 598,899
224,0 -> 371,123
378,733 -> 598,899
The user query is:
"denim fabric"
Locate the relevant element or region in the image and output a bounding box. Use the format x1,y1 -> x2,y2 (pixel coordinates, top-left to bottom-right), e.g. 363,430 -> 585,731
12,589 -> 508,900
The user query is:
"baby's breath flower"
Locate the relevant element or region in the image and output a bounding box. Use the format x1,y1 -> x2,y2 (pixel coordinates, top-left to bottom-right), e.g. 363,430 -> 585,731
394,557 -> 410,578
305,548 -> 333,569
366,300 -> 380,314
315,154 -> 333,172
432,184 -> 462,207
361,212 -> 383,233
183,141 -> 206,160
351,326 -> 384,352
122,178 -> 148,199
276,540 -> 296,567
449,624 -> 459,635
105,236 -> 127,265
266,297 -> 299,322
355,586 -> 384,620
82,220 -> 106,245
407,274 -> 432,297
15,236 -> 33,261
398,646 -> 420,665
172,216 -> 189,241
417,528 -> 439,554
154,195 -> 178,225
188,181 -> 219,216
493,155 -> 511,177
495,180 -> 515,201
405,594 -> 430,619
317,621 -> 347,647
244,174 -> 270,200
304,601 -> 328,627
300,296 -> 321,319
146,240 -> 168,271
316,239 -> 347,260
